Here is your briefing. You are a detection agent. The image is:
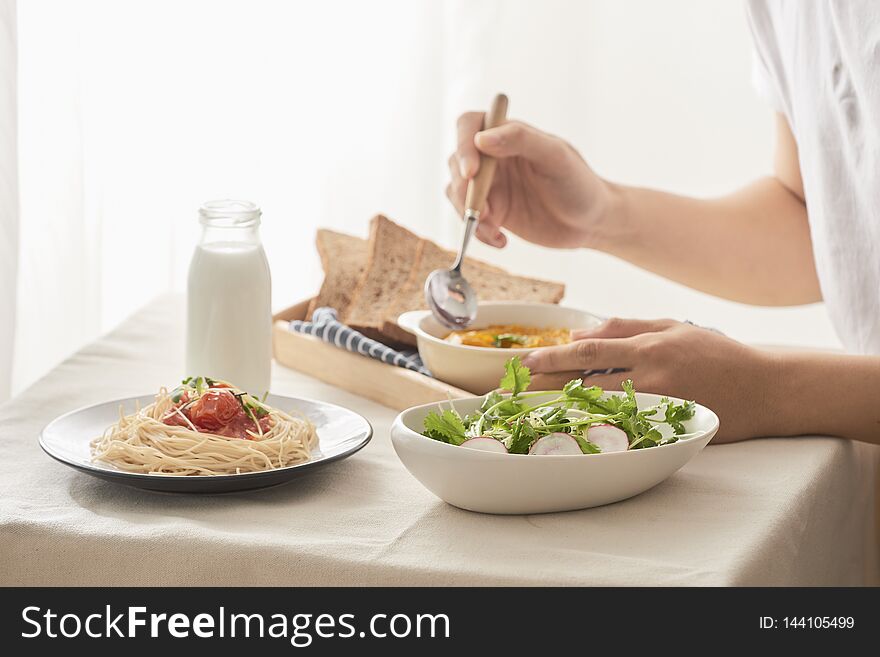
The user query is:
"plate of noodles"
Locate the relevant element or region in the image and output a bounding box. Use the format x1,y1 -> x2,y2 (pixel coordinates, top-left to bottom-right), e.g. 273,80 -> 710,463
39,376 -> 372,493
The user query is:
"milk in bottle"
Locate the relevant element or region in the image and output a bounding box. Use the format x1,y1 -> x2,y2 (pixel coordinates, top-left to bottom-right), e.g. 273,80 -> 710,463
186,200 -> 272,394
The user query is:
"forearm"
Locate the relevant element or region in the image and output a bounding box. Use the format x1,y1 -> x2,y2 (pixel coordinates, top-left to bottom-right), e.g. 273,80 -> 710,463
591,177 -> 821,305
759,350 -> 880,444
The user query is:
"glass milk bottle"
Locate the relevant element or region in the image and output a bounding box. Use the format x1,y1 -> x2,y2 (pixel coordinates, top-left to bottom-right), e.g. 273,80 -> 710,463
186,200 -> 272,395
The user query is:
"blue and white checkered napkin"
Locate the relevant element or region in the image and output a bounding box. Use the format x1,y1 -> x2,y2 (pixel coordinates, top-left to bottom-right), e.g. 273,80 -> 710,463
289,307 -> 431,376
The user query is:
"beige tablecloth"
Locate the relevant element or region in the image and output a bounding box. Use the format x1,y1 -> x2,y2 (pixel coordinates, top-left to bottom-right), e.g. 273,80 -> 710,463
1,297 -> 878,586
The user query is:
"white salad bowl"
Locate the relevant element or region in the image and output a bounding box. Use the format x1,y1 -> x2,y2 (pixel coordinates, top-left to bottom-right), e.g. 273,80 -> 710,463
391,392 -> 719,514
397,302 -> 603,393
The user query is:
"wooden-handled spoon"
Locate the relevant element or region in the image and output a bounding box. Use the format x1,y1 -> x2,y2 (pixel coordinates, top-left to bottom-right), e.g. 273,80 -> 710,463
425,93 -> 509,329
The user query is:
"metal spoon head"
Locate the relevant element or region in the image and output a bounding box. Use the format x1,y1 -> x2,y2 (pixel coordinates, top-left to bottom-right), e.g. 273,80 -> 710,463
424,267 -> 478,329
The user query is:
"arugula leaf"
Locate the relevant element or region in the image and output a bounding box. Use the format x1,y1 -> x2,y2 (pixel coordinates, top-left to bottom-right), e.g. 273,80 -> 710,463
500,356 -> 531,397
423,409 -> 468,446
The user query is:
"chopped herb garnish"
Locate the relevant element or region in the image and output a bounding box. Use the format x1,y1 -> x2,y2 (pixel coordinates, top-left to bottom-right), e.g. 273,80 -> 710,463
493,333 -> 529,348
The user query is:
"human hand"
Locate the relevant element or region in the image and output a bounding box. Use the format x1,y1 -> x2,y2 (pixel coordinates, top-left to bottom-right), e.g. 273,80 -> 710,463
521,318 -> 779,442
446,112 -> 615,249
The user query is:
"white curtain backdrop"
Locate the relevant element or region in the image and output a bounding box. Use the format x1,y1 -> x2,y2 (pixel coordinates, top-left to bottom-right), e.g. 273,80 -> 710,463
4,0 -> 840,399
0,0 -> 16,402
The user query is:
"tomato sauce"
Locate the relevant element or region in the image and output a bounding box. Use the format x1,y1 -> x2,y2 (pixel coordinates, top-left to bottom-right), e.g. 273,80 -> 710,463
162,389 -> 271,440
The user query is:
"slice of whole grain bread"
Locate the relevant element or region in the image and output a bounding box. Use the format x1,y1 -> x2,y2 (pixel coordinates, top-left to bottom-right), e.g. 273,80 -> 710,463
307,229 -> 370,320
341,215 -> 424,341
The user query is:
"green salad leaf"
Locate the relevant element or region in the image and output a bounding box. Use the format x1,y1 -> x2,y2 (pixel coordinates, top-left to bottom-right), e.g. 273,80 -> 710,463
480,390 -> 521,418
423,409 -> 468,446
508,418 -> 537,454
571,431 -> 602,454
561,378 -> 605,404
499,356 -> 531,397
663,397 -> 696,435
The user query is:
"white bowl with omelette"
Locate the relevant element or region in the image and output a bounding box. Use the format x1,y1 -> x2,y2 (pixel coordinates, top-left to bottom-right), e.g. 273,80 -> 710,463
397,302 -> 604,393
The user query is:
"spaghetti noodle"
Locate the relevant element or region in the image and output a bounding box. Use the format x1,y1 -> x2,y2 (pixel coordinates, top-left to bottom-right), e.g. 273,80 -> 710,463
90,377 -> 318,476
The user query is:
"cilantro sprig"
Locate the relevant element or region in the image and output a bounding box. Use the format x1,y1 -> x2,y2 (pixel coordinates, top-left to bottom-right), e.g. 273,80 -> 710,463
423,409 -> 468,446
499,356 -> 531,396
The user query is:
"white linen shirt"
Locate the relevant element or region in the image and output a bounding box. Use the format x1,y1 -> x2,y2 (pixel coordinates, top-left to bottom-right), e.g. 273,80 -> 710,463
746,0 -> 880,354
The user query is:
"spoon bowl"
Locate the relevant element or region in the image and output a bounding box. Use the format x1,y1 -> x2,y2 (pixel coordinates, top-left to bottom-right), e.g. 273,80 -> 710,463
424,266 -> 478,329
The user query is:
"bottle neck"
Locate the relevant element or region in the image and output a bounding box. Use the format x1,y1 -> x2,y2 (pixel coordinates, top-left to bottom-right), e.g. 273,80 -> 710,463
199,223 -> 261,246
198,199 -> 262,246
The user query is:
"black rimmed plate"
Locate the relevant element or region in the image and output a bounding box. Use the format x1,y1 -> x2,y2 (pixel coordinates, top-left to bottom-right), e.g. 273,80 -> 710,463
39,394 -> 372,493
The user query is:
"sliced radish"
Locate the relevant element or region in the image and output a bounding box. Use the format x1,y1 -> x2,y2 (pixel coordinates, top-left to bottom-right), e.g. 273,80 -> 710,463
587,424 -> 628,453
461,437 -> 509,453
528,432 -> 582,456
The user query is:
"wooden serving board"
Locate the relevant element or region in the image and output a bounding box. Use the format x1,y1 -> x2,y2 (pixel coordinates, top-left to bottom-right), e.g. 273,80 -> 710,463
273,299 -> 471,411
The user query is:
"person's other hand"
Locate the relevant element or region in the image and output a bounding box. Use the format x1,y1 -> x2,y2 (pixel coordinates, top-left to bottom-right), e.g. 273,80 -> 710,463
447,112 -> 615,249
521,318 -> 779,442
